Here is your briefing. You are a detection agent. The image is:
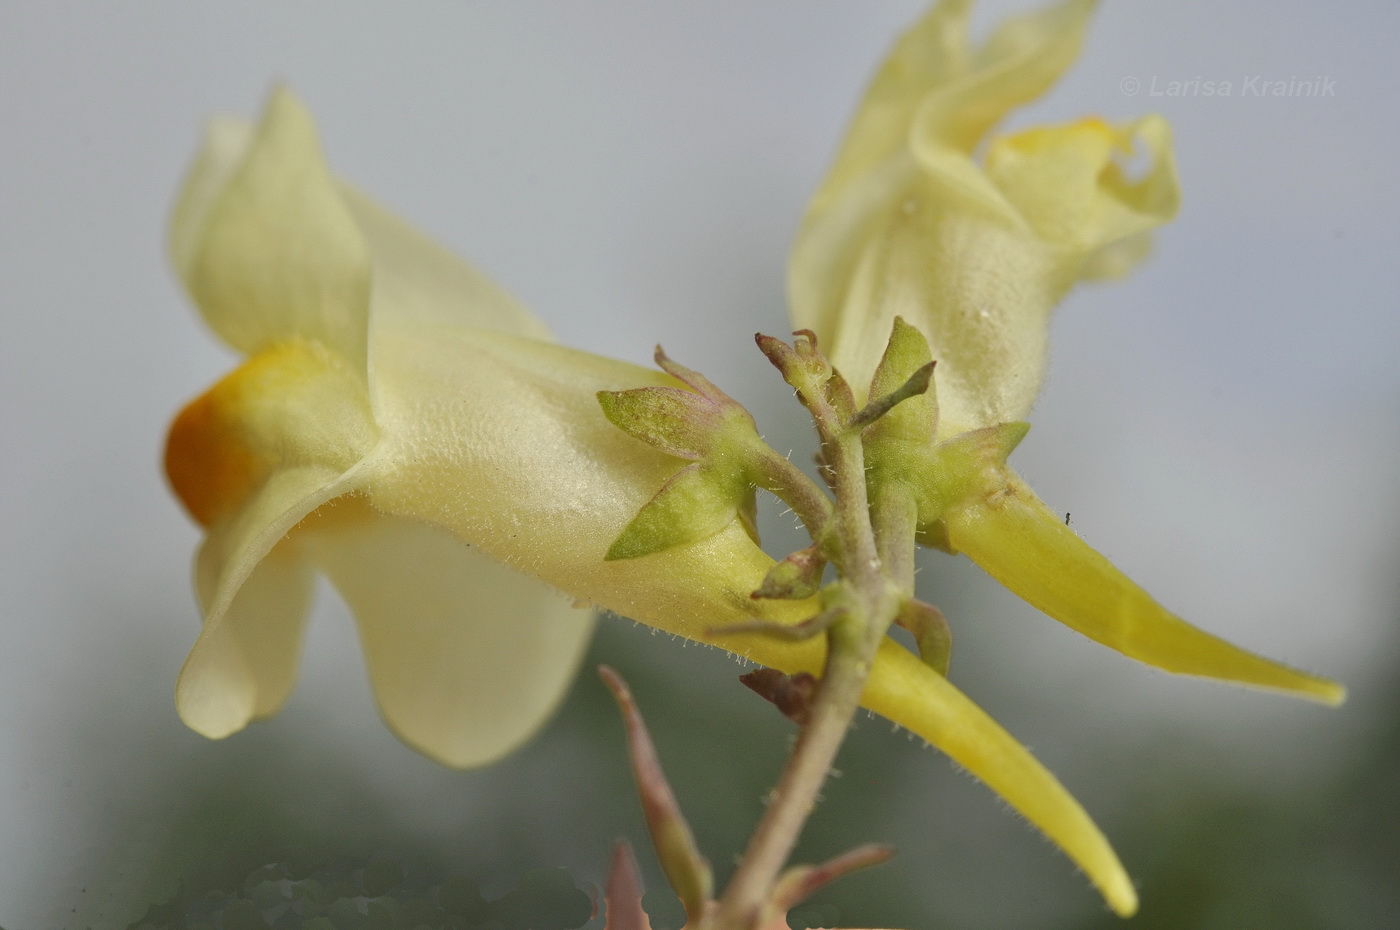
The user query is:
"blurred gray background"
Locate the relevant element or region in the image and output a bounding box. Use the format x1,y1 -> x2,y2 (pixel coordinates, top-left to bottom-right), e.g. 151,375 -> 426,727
2,2 -> 1397,928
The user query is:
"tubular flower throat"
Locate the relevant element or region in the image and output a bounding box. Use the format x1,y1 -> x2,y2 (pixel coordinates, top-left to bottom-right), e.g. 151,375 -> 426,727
164,0 -> 1341,920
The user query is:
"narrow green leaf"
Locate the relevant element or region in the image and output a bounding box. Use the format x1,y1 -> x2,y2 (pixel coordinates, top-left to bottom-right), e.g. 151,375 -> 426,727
599,667 -> 713,921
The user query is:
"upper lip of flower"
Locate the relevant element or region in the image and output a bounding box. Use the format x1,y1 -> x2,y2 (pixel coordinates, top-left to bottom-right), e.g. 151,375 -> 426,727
789,0 -> 1180,439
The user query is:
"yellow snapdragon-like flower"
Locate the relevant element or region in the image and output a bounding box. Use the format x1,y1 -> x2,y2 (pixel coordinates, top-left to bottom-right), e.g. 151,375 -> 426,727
165,89 -> 803,768
792,0 -> 1342,707
164,91 -> 1110,908
781,0 -> 1342,913
165,0 -> 1345,913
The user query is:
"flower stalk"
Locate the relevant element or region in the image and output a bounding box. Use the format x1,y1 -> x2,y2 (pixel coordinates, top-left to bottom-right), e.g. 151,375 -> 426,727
709,332 -> 911,930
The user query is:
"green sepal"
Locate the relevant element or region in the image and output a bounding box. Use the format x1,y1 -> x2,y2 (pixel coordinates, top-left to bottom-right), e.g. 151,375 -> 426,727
599,346 -> 765,463
605,463 -> 749,561
601,347 -> 777,560
908,421 -> 1030,529
865,316 -> 938,443
752,544 -> 826,600
867,418 -> 1029,551
597,386 -> 720,461
653,344 -> 725,399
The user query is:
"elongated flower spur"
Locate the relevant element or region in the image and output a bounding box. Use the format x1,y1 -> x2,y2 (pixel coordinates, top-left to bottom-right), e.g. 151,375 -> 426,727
163,0 -> 1343,921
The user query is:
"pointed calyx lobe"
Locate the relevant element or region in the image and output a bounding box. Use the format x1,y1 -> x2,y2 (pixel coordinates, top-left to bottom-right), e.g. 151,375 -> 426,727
751,543 -> 825,601
598,347 -> 770,561
596,349 -> 734,463
861,317 -> 1027,535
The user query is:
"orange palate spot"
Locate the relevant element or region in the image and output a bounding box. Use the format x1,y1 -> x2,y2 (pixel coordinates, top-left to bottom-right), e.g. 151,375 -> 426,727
165,379 -> 259,528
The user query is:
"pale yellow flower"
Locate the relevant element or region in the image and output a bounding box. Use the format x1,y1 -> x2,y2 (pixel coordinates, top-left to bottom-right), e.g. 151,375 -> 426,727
167,85 -> 1149,912
790,0 -> 1342,914
165,88 -> 766,768
792,0 -> 1343,701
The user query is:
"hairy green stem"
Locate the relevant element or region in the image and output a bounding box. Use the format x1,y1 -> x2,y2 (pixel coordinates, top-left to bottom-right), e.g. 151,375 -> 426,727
709,415 -> 902,930
748,450 -> 834,544
872,481 -> 918,596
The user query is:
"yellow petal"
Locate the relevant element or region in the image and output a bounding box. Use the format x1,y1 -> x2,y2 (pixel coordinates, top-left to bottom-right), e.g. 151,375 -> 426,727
790,0 -> 1179,435
176,540 -> 314,740
337,187 -> 553,344
910,0 -> 1097,154
309,499 -> 595,768
167,89 -> 616,763
171,87 -> 372,370
169,341 -> 379,737
795,0 -> 1097,339
169,116 -> 254,281
165,339 -> 378,528
861,639 -> 1138,917
984,115 -> 1179,260
806,0 -> 973,218
809,0 -> 1096,214
943,474 -> 1346,705
801,173 -> 1063,433
176,466 -> 355,738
